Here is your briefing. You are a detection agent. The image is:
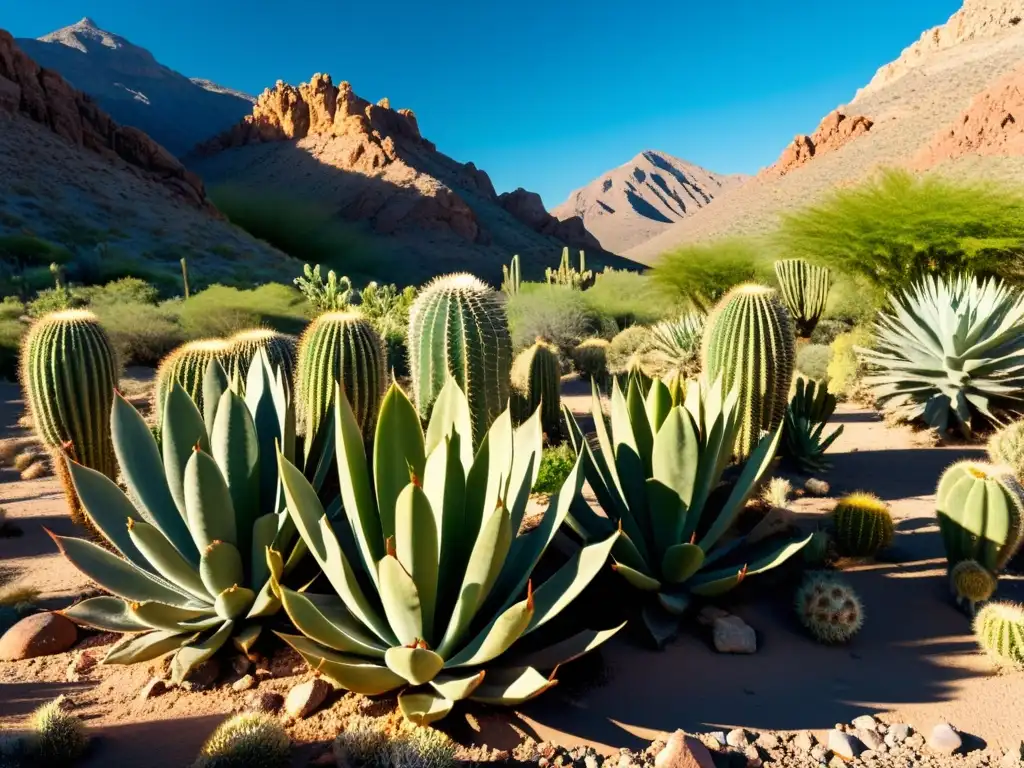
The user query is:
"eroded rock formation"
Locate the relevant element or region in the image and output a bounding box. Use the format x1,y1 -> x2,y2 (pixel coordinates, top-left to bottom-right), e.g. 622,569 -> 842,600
760,110 -> 874,179
498,188 -> 599,249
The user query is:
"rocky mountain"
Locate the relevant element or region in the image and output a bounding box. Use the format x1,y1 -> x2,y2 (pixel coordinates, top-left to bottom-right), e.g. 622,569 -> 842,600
628,0 -> 1024,263
190,74 -> 633,283
0,30 -> 298,288
16,18 -> 253,156
551,151 -> 746,253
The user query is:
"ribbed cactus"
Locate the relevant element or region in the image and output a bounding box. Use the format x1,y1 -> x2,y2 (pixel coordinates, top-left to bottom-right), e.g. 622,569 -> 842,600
951,559 -> 997,613
795,574 -> 864,644
988,420 -> 1024,480
226,328 -> 297,394
572,338 -> 609,381
974,601 -> 1024,669
408,273 -> 512,444
297,310 -> 386,443
832,492 -> 894,557
774,259 -> 831,338
153,338 -> 230,426
936,461 -> 1024,574
501,254 -> 521,296
511,338 -> 561,437
701,284 -> 796,459
545,247 -> 593,290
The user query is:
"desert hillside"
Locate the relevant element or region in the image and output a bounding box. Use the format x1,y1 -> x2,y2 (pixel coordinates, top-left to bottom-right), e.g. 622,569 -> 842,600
0,30 -> 298,287
627,0 -> 1024,263
190,74 -> 637,283
16,18 -> 253,156
551,150 -> 746,253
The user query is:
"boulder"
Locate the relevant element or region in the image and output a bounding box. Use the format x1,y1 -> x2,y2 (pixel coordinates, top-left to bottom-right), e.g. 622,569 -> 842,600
653,731 -> 715,768
284,677 -> 331,719
0,612 -> 77,660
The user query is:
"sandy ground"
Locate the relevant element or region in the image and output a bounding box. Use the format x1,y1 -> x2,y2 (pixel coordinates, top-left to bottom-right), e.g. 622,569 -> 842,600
2,377 -> 1024,766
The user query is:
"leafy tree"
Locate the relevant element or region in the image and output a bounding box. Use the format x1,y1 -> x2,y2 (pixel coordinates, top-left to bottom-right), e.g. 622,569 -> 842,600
651,238 -> 773,312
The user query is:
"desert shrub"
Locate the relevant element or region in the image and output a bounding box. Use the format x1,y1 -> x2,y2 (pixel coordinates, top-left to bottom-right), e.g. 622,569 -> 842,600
651,238 -> 774,312
582,270 -> 681,328
796,343 -> 832,383
506,282 -> 603,352
606,325 -> 651,374
533,443 -> 576,495
0,298 -> 24,381
809,318 -> 853,345
824,273 -> 881,325
779,169 -> 1024,293
174,283 -> 310,338
827,325 -> 873,400
91,300 -> 184,366
76,277 -> 160,306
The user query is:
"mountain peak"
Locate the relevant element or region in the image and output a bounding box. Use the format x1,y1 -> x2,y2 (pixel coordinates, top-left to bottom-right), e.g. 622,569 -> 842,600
77,17 -> 99,29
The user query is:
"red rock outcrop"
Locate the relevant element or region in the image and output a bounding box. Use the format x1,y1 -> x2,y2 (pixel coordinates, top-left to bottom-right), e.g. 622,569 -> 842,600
760,110 -> 874,179
498,188 -> 600,249
0,30 -> 209,210
913,61 -> 1024,168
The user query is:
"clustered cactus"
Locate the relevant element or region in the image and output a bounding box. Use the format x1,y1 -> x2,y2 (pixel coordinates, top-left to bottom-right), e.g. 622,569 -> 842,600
832,492 -> 894,557
545,247 -> 593,290
294,263 -> 353,312
154,339 -> 231,428
193,712 -> 290,768
773,259 -> 831,338
988,420 -> 1024,480
501,253 -> 521,295
511,339 -> 561,438
973,601 -> 1024,669
795,573 -> 864,644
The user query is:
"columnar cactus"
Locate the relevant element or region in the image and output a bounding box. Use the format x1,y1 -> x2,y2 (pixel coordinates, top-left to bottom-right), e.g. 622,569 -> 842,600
545,247 -> 593,290
701,284 -> 796,459
774,259 -> 831,338
296,310 -> 386,443
832,492 -> 894,557
407,274 -> 512,445
226,329 -> 297,395
973,601 -> 1024,669
501,254 -> 522,296
951,559 -> 997,613
795,573 -> 864,644
511,339 -> 561,437
572,338 -> 609,381
154,339 -> 230,426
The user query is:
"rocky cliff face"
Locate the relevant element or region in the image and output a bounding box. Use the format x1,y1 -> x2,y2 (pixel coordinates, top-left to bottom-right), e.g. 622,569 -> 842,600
0,29 -> 209,210
760,111 -> 874,179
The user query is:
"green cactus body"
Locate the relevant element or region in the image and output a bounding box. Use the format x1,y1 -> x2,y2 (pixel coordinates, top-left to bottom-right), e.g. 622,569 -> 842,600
194,713 -> 290,768
226,329 -> 298,394
951,559 -> 997,613
501,254 -> 521,295
297,310 -> 386,443
795,574 -> 864,644
701,284 -> 796,459
572,338 -> 609,381
974,601 -> 1024,669
545,247 -> 593,290
936,461 -> 1024,573
154,339 -> 230,426
774,259 -> 831,338
832,492 -> 894,557
801,531 -> 835,567
511,339 -> 561,437
21,309 -> 117,479
988,420 -> 1024,480
408,274 -> 512,444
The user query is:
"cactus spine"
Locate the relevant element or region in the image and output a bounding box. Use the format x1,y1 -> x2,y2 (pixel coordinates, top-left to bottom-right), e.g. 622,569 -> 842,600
951,559 -> 997,613
408,274 -> 512,445
988,420 -> 1024,480
153,339 -> 230,425
832,492 -> 894,557
502,254 -> 521,296
511,339 -> 561,437
973,601 -> 1024,669
194,712 -> 290,768
773,259 -> 831,338
20,309 -> 117,480
701,284 -> 796,459
297,310 -> 386,441
795,574 -> 864,644
226,329 -> 297,394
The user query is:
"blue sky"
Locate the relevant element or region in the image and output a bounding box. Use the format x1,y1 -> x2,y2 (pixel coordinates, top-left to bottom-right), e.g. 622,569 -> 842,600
6,1 -> 960,207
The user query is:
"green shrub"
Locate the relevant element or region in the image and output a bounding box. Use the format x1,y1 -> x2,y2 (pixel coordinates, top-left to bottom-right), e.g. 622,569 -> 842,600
506,282 -> 603,352
796,343 -> 832,383
76,277 -> 160,306
0,298 -> 25,381
606,325 -> 650,374
809,318 -> 852,345
533,442 -> 576,495
91,300 -> 184,366
0,235 -> 73,267
778,169 -> 1024,293
651,238 -> 774,311
824,273 -> 881,325
827,326 -> 873,400
174,283 -> 310,338
583,270 -> 681,328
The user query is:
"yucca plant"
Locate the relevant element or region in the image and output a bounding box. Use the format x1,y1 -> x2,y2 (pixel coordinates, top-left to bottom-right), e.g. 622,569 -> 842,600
272,379 -> 622,724
774,259 -> 831,338
782,377 -> 844,473
859,275 -> 1024,437
53,354 -> 308,683
563,374 -> 810,646
645,312 -> 705,378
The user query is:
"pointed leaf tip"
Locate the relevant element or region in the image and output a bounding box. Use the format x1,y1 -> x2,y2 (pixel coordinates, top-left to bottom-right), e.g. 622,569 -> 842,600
386,537 -> 397,558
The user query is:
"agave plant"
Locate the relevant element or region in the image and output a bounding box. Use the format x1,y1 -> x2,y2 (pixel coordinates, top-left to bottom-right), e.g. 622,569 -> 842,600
563,374 -> 810,646
271,379 -> 622,725
52,354 -> 309,683
645,312 -> 705,378
859,275 -> 1024,436
782,377 -> 844,474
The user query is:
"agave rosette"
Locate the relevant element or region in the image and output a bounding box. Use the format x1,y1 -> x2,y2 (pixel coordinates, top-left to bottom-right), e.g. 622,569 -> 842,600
782,377 -> 844,473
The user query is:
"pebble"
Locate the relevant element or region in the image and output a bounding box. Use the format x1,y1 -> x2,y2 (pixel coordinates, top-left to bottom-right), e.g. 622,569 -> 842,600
726,729 -> 751,748
755,733 -> 780,750
0,612 -> 77,661
139,677 -> 168,700
852,715 -> 878,731
792,732 -> 816,753
827,729 -> 860,760
653,730 -> 715,768
886,724 -> 911,746
231,674 -> 255,692
696,606 -> 732,627
857,729 -> 885,752
905,733 -> 925,750
706,732 -> 727,747
927,723 -> 962,755
585,756 -> 600,768
713,616 -> 757,654
284,677 -> 330,719
810,744 -> 828,762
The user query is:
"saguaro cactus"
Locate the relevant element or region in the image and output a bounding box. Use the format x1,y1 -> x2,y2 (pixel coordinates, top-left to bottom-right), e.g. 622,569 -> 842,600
408,273 -> 512,444
226,329 -> 298,394
154,339 -> 230,426
501,254 -> 521,295
702,283 -> 796,458
774,259 -> 831,338
511,338 -> 561,437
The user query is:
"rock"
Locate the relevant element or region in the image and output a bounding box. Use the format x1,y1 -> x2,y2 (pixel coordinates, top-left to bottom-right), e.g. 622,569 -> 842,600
827,729 -> 860,760
726,730 -> 751,748
66,649 -> 97,681
231,674 -> 255,692
857,729 -> 884,752
243,691 -> 283,714
0,612 -> 77,660
852,715 -> 878,731
804,478 -> 831,497
697,606 -> 732,627
230,655 -> 252,676
497,188 -> 599,250
584,755 -> 600,768
1001,742 -> 1024,767
653,730 -> 716,768
254,659 -> 273,679
828,757 -> 847,768
139,677 -> 168,699
810,745 -> 827,762
284,677 -> 330,719
713,616 -> 757,654
792,732 -> 816,752
742,744 -> 761,767
706,732 -> 727,748
927,723 -> 962,755
905,733 -> 925,750
887,724 -> 911,745
182,658 -> 220,691
755,733 -> 779,750
761,110 -> 873,179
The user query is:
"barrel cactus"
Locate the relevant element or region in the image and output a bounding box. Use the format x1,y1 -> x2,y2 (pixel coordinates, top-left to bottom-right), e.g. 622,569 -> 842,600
274,379 -> 621,724
773,259 -> 831,338
951,559 -> 997,613
832,492 -> 894,557
702,284 -> 796,459
511,339 -> 561,438
154,339 -> 230,427
974,601 -> 1024,669
859,275 -> 1024,437
194,712 -> 290,768
226,329 -> 297,395
795,573 -> 863,644
296,310 -> 386,446
408,274 -> 512,445
988,420 -> 1024,480
571,338 -> 609,381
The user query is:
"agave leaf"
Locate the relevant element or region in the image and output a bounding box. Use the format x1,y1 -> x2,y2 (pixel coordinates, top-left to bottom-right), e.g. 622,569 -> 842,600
277,585 -> 386,658
378,554 -> 423,646
587,380 -> 629,514
470,666 -> 554,705
130,602 -> 217,632
246,581 -> 282,619
210,389 -> 260,547
661,543 -> 705,584
243,352 -> 285,519
66,461 -> 149,571
127,520 -> 211,603
202,359 -> 229,436
170,620 -> 234,684
395,483 -> 439,644
275,632 -> 405,694
425,377 -> 474,473
214,585 -> 256,619
510,623 -> 625,671
610,528 -> 654,575
426,434 -> 468,640
184,448 -> 237,551
625,375 -> 654,477
233,623 -> 263,654
62,597 -> 148,632
445,591 -> 533,668
645,378 -> 673,434
613,561 -> 661,591
652,407 -> 699,519
249,513 -> 280,594
689,534 -> 811,596
506,408 -> 543,531
465,409 -> 514,547
162,381 -> 210,523
429,670 -> 486,701
657,591 -> 691,615
199,540 -> 244,597
397,690 -> 454,726
645,479 -> 684,564
641,603 -> 681,649
104,629 -> 194,665
385,646 -> 445,685
374,384 -> 427,541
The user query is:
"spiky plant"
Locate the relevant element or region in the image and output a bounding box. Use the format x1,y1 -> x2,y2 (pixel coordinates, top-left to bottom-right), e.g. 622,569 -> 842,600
988,420 -> 1024,480
294,263 -> 353,312
563,375 -> 810,647
783,377 -> 844,473
511,339 -> 561,438
973,601 -> 1024,669
702,284 -> 796,459
761,477 -> 792,509
951,560 -> 997,614
859,275 -> 1024,437
774,259 -> 831,338
801,530 -> 835,568
154,339 -> 231,429
606,326 -> 650,376
832,492 -> 894,557
25,696 -> 88,766
501,254 -> 522,296
408,274 -> 512,446
794,573 -> 863,644
226,329 -> 297,396
545,247 -> 593,290
193,712 -> 290,768
54,355 -> 308,683
571,338 -> 609,382
332,717 -> 389,768
645,312 -> 705,378
273,379 -> 622,724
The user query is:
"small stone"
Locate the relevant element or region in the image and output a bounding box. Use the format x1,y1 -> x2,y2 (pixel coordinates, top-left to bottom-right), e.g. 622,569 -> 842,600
713,617 -> 757,654
231,674 -> 255,692
139,677 -> 168,699
810,745 -> 827,762
805,478 -> 830,496
743,745 -> 761,767
726,729 -> 751,748
755,733 -> 779,750
231,654 -> 252,676
852,715 -> 878,731
617,756 -> 631,768
707,732 -> 727,747
905,733 -> 925,750
697,606 -> 732,627
876,724 -> 888,734
860,750 -> 877,761
243,690 -> 283,714
0,612 -> 77,660
792,732 -> 816,752
254,659 -> 273,678
827,729 -> 860,760
66,649 -> 97,681
284,677 -> 330,719
653,730 -> 716,768
857,729 -> 884,752
927,723 -> 962,755
828,756 -> 846,768
182,658 -> 221,691
887,724 -> 911,745
585,756 -> 599,768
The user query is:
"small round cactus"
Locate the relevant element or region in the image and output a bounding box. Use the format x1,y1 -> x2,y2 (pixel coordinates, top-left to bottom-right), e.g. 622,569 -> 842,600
973,601 -> 1024,669
951,559 -> 997,613
225,328 -> 297,394
26,696 -> 88,765
832,492 -> 894,557
795,573 -> 864,644
802,530 -> 835,568
193,712 -> 290,768
988,420 -> 1024,480
572,338 -> 609,381
154,338 -> 230,425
